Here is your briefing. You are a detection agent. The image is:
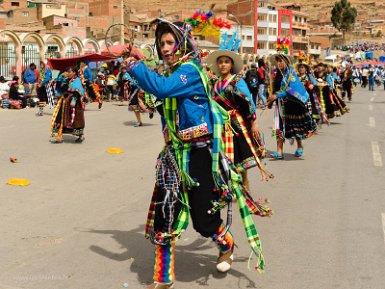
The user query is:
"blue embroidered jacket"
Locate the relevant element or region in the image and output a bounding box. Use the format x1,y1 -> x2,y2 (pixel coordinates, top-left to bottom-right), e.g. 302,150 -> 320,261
130,60 -> 214,137
83,67 -> 93,83
40,67 -> 52,85
276,67 -> 309,104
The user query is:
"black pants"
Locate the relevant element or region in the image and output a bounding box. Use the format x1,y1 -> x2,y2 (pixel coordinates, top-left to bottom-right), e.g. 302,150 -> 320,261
154,145 -> 222,238
37,85 -> 48,102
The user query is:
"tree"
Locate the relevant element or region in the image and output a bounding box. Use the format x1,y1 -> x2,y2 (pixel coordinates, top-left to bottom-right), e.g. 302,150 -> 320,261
331,0 -> 357,40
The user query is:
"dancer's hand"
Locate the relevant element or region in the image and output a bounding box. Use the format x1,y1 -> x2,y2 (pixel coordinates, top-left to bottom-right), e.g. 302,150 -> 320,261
251,119 -> 261,140
266,94 -> 276,109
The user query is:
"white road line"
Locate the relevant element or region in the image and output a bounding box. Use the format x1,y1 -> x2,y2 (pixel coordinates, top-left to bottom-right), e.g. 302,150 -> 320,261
371,141 -> 383,167
382,213 -> 385,245
0,125 -> 15,130
370,97 -> 375,102
369,104 -> 373,111
369,117 -> 376,128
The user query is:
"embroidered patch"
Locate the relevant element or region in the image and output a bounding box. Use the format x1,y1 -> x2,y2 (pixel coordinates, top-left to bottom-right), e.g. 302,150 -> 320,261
180,74 -> 187,85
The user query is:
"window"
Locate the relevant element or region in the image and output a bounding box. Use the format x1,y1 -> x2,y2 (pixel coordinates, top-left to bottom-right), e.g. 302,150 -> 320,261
257,28 -> 267,35
281,16 -> 290,23
247,35 -> 252,40
268,14 -> 277,22
269,28 -> 277,35
113,5 -> 118,8
269,42 -> 276,49
11,2 -> 20,7
258,14 -> 267,21
22,11 -> 29,17
257,41 -> 266,49
281,29 -> 290,37
258,2 -> 265,7
89,12 -> 93,16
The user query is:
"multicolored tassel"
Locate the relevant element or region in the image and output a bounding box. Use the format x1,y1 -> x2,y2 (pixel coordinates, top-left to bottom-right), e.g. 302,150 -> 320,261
212,225 -> 234,252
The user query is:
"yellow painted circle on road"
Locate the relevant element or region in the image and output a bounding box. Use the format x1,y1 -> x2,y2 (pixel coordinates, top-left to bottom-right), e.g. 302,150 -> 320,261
106,148 -> 123,154
7,178 -> 30,186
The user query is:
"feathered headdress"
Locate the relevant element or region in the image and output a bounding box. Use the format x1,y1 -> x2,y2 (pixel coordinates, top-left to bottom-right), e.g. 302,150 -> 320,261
269,36 -> 293,66
185,10 -> 232,39
276,36 -> 290,55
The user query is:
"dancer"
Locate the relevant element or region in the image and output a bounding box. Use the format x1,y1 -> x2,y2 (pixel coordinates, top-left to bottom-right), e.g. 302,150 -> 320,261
50,67 -> 85,143
206,46 -> 271,191
79,60 -> 103,109
295,53 -> 329,126
266,39 -> 316,159
125,19 -> 270,289
36,60 -> 53,116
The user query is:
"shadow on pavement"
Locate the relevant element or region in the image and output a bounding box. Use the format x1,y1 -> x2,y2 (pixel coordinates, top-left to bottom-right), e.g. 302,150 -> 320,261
123,121 -> 157,127
81,225 -> 259,288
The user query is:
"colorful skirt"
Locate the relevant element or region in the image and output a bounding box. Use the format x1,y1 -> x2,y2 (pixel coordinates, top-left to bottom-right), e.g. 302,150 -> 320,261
273,96 -> 316,140
50,93 -> 85,138
317,86 -> 349,118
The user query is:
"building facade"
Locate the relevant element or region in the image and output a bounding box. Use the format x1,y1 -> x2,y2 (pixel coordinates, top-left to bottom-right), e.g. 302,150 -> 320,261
227,0 -> 320,58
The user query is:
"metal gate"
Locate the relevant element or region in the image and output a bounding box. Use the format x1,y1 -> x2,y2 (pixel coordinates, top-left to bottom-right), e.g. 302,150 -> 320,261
0,44 -> 17,80
45,45 -> 61,60
21,44 -> 40,71
65,45 -> 79,58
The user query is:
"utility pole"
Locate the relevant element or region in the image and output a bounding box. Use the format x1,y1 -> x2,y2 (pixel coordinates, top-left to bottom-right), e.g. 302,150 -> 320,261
120,0 -> 125,44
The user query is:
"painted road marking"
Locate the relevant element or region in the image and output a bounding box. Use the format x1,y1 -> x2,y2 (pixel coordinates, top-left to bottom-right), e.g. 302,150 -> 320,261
369,104 -> 373,111
370,97 -> 375,102
382,213 -> 385,245
369,117 -> 376,128
0,125 -> 15,130
371,141 -> 383,167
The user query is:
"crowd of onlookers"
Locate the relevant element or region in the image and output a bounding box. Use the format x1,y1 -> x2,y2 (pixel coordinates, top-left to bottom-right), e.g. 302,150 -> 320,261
0,59 -> 132,110
335,42 -> 385,53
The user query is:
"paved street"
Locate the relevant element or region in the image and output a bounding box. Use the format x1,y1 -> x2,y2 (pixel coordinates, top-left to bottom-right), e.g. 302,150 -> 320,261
1,86 -> 385,289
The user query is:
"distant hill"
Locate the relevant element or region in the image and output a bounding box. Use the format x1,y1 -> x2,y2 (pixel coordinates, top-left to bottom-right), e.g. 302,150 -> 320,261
124,0 -> 231,16
272,0 -> 385,24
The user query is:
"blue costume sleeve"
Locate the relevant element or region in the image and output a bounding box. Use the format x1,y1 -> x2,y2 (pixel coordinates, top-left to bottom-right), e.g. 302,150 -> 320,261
277,69 -> 309,103
332,72 -> 340,82
309,74 -> 318,86
235,78 -> 257,114
276,90 -> 287,99
123,72 -> 132,81
69,77 -> 85,96
326,75 -> 334,87
130,61 -> 205,99
84,68 -> 93,82
41,68 -> 52,85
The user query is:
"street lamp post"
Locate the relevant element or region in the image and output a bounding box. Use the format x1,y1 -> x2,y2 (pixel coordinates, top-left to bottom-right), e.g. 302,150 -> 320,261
120,0 -> 125,45
228,13 -> 242,53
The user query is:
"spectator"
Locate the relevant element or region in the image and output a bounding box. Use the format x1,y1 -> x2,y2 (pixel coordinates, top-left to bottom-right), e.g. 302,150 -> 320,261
8,76 -> 27,109
23,63 -> 38,97
0,76 -> 10,108
37,60 -> 53,107
257,58 -> 268,109
245,63 -> 259,106
368,65 -> 375,91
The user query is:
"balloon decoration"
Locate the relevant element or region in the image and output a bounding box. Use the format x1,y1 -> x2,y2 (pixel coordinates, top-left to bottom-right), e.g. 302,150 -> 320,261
185,10 -> 232,39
